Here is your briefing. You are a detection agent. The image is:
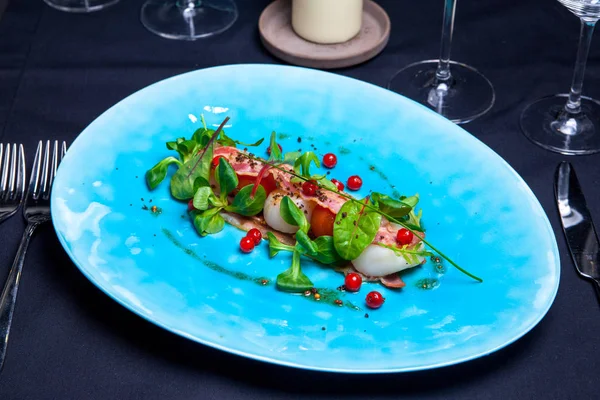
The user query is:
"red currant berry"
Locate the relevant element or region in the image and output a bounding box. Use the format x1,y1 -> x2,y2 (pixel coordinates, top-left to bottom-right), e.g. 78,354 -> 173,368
344,273 -> 362,292
302,180 -> 318,196
322,153 -> 337,168
246,228 -> 263,245
240,237 -> 255,253
331,179 -> 344,191
366,291 -> 385,309
347,175 -> 362,191
396,228 -> 414,246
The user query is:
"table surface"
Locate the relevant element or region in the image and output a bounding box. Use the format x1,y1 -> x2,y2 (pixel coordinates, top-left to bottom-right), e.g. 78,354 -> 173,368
1,0 -> 599,398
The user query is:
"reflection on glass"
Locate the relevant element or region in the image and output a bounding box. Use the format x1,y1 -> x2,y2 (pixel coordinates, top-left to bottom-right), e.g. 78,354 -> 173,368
387,0 -> 495,124
520,0 -> 600,155
141,0 -> 238,41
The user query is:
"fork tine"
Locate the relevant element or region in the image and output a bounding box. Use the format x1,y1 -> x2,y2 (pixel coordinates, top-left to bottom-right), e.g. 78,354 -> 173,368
39,141 -> 50,200
45,141 -> 59,199
15,144 -> 25,203
61,141 -> 67,160
30,141 -> 43,200
0,143 -> 9,194
8,144 -> 17,199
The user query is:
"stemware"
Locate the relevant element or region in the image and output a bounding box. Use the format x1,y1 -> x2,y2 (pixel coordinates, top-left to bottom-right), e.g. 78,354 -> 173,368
388,0 -> 495,124
43,0 -> 120,13
520,1 -> 600,155
141,0 -> 238,40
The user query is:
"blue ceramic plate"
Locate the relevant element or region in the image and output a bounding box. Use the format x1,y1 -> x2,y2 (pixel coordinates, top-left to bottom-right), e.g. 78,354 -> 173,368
51,64 -> 559,373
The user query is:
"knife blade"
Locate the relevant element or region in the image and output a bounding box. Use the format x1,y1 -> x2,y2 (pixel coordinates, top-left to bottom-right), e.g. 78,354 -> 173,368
555,161 -> 600,301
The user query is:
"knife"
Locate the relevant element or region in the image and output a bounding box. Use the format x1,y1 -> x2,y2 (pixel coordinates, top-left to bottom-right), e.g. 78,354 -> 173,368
555,161 -> 600,301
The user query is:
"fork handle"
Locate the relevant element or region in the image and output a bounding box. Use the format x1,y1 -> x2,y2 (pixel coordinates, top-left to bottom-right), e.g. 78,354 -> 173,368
0,222 -> 38,372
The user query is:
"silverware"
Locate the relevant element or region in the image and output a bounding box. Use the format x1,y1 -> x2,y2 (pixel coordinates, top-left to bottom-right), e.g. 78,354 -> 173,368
555,161 -> 600,300
0,140 -> 67,372
0,143 -> 26,224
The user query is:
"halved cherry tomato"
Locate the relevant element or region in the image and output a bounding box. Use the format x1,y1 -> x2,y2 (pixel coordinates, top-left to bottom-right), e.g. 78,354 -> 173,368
187,199 -> 195,212
310,206 -> 336,237
237,173 -> 277,195
211,156 -> 226,168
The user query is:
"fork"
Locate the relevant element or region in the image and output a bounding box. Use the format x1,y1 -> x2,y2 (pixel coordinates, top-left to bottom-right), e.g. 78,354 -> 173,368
0,140 -> 67,372
0,143 -> 26,224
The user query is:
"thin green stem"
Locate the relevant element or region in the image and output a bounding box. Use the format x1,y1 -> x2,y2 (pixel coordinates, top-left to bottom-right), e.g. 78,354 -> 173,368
245,154 -> 483,283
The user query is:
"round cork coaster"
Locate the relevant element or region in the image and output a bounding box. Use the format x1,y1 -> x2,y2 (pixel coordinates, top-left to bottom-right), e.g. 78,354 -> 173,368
259,0 -> 391,69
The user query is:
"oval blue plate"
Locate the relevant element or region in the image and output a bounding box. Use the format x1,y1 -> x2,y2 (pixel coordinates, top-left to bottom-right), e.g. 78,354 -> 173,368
51,64 -> 559,373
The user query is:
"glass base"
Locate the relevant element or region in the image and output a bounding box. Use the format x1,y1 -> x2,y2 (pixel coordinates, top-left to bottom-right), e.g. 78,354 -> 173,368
520,94 -> 600,155
388,60 -> 495,124
44,0 -> 120,12
141,0 -> 238,41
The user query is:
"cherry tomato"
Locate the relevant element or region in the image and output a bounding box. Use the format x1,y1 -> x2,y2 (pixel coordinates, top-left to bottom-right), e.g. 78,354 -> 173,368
211,156 -> 226,168
344,273 -> 362,292
302,180 -> 318,196
246,228 -> 262,245
240,237 -> 255,253
366,291 -> 385,309
310,206 -> 336,237
187,199 -> 195,212
237,174 -> 277,195
322,153 -> 337,168
331,179 -> 344,191
347,175 -> 362,191
396,228 -> 414,246
266,144 -> 283,156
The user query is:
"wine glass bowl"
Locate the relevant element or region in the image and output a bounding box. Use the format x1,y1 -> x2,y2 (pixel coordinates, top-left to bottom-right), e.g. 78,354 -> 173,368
520,0 -> 600,155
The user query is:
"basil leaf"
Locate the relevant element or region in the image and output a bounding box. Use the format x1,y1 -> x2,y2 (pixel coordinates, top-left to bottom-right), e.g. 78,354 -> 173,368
280,196 -> 309,233
266,232 -> 295,257
294,151 -> 320,178
170,140 -> 215,200
216,157 -> 238,198
310,236 -> 343,265
226,184 -> 267,216
315,176 -> 338,192
372,192 -> 413,218
402,195 -> 419,208
177,140 -> 200,163
193,186 -> 214,211
217,131 -> 236,147
166,137 -> 184,151
333,199 -> 382,260
295,230 -> 318,255
283,151 -> 301,165
192,128 -> 216,147
192,208 -> 224,236
235,137 -> 264,147
276,249 -> 313,293
268,131 -> 283,161
146,157 -> 181,190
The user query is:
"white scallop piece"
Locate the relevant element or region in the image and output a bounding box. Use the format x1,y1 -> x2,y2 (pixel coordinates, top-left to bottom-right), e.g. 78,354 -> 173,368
352,244 -> 424,277
263,190 -> 315,234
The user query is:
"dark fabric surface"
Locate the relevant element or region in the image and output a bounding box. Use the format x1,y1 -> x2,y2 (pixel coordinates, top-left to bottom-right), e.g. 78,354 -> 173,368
0,0 -> 599,398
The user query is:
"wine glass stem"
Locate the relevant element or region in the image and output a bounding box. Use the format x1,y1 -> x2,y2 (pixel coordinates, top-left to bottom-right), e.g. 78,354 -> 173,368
435,0 -> 457,83
565,19 -> 597,115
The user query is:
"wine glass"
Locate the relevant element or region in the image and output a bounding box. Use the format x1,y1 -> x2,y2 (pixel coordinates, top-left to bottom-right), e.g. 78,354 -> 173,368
141,0 -> 238,41
388,0 -> 495,124
520,1 -> 600,155
44,0 -> 119,12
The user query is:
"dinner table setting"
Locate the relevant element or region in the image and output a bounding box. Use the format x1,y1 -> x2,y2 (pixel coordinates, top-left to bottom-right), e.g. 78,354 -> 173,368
1,0 -> 600,398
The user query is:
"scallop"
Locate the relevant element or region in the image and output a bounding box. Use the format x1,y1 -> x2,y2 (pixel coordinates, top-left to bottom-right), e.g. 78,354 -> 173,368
263,190 -> 315,234
352,244 -> 424,277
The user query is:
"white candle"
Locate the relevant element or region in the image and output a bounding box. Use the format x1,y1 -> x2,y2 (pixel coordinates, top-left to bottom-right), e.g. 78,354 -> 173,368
292,0 -> 363,45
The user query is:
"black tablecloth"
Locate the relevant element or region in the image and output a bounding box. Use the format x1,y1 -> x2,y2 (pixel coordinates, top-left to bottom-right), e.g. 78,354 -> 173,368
1,0 -> 599,398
